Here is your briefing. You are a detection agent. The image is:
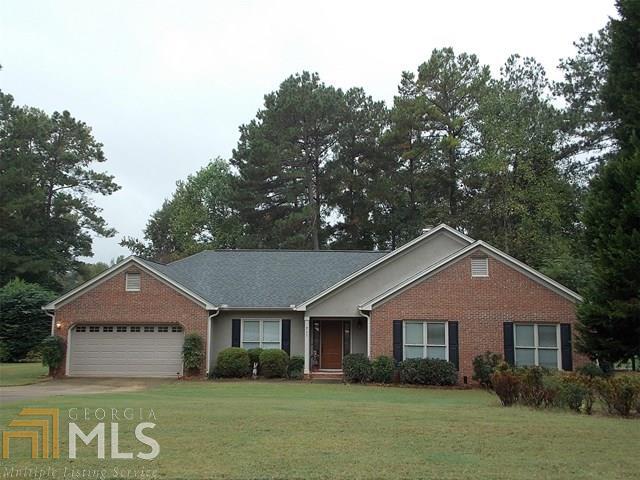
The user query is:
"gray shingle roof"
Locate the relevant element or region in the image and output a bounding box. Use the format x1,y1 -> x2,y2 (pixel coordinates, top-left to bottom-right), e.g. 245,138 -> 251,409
140,250 -> 388,308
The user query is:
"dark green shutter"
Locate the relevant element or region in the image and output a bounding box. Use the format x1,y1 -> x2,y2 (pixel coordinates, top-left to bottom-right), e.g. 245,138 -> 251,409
282,319 -> 291,355
448,321 -> 459,370
503,322 -> 514,365
393,320 -> 403,363
560,323 -> 573,371
232,319 -> 241,347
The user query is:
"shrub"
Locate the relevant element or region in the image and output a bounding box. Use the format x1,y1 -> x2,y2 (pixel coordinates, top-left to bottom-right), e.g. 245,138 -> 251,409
0,341 -> 8,362
491,370 -> 521,406
370,356 -> 395,384
472,351 -> 502,388
259,349 -> 289,378
182,333 -> 204,374
343,354 -> 371,383
214,347 -> 251,378
556,374 -> 592,413
287,355 -> 305,379
398,358 -> 458,386
247,348 -> 263,369
594,376 -> 640,416
0,280 -> 55,362
519,366 -> 548,407
40,336 -> 65,375
576,362 -> 608,378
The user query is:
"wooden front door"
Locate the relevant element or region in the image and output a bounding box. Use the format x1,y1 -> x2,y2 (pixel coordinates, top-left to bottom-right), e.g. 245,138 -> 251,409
321,321 -> 343,369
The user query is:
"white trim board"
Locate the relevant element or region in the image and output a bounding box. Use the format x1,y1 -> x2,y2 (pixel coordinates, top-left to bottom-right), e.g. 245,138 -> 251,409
43,256 -> 216,310
294,224 -> 474,310
359,240 -> 582,310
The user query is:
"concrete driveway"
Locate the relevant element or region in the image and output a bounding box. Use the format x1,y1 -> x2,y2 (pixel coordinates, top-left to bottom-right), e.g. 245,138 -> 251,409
0,378 -> 172,404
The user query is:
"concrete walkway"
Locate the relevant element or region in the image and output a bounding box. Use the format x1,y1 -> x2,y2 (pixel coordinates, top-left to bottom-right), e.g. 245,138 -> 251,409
0,378 -> 171,404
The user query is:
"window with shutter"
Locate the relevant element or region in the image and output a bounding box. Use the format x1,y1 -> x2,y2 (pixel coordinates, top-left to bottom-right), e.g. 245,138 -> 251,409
471,257 -> 489,277
125,273 -> 141,291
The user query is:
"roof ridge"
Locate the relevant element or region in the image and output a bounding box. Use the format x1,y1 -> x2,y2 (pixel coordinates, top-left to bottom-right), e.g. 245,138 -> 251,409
183,249 -> 389,254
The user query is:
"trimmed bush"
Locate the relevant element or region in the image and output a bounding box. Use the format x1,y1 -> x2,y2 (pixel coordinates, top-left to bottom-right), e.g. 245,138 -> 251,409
182,333 -> 204,374
287,355 -> 305,379
472,351 -> 502,388
556,374 -> 593,413
491,370 -> 521,406
214,347 -> 251,378
371,356 -> 395,384
519,366 -> 548,407
576,362 -> 608,378
247,348 -> 263,369
594,376 -> 640,416
343,354 -> 371,383
40,336 -> 65,375
398,358 -> 457,386
259,349 -> 289,378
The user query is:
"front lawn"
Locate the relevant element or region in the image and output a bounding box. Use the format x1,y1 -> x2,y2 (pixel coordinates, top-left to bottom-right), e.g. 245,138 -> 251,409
0,362 -> 48,386
0,382 -> 637,479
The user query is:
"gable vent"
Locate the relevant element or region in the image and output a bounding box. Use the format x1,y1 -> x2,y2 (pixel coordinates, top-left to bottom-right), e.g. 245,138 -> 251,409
471,257 -> 489,277
125,272 -> 141,291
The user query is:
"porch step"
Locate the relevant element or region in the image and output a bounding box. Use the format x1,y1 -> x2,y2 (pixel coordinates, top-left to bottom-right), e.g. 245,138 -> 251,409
311,371 -> 344,382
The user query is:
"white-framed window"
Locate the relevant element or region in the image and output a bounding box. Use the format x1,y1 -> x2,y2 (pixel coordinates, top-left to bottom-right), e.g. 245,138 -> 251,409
172,325 -> 183,333
403,321 -> 448,360
116,326 -> 127,332
158,326 -> 169,333
76,326 -> 86,333
144,326 -> 154,333
103,326 -> 113,333
471,257 -> 489,277
130,326 -> 141,332
89,326 -> 100,332
514,324 -> 560,369
125,272 -> 141,292
242,319 -> 281,350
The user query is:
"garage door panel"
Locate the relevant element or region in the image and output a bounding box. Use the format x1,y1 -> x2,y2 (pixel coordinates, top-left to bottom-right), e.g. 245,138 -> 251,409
69,325 -> 184,377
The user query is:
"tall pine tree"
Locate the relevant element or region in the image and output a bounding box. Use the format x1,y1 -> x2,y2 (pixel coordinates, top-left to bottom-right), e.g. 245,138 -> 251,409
577,0 -> 640,365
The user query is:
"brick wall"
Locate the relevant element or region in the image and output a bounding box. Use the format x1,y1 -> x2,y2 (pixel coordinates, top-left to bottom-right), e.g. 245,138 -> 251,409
54,265 -> 209,376
371,252 -> 588,383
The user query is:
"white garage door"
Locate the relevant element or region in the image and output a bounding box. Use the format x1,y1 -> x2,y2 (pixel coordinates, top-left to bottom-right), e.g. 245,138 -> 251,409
69,324 -> 184,377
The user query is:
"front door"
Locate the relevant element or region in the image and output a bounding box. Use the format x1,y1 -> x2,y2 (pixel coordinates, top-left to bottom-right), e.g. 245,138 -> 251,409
321,321 -> 343,369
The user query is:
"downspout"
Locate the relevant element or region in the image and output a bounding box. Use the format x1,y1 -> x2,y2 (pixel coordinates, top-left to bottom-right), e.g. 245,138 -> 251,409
45,310 -> 56,336
358,309 -> 371,358
206,308 -> 221,376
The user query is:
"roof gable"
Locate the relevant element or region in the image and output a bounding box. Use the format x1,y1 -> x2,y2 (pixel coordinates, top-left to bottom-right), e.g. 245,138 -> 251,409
43,257 -> 215,310
359,241 -> 582,309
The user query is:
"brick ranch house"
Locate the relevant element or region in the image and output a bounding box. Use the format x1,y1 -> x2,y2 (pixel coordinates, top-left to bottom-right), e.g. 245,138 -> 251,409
43,224 -> 586,382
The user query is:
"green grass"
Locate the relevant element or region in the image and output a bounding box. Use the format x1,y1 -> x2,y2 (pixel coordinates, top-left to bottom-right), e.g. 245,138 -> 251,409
0,382 -> 638,479
0,362 -> 48,386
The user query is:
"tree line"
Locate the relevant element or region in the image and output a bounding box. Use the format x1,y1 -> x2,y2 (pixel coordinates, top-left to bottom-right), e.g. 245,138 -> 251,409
123,42 -> 610,294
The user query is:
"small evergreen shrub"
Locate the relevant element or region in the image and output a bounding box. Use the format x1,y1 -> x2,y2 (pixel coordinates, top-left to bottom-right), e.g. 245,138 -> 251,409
182,333 -> 204,374
214,347 -> 251,378
343,354 -> 371,383
519,366 -> 548,407
491,369 -> 521,406
576,362 -> 608,378
247,348 -> 263,369
287,355 -> 305,379
556,374 -> 592,413
472,351 -> 502,388
40,336 -> 65,375
259,349 -> 289,378
370,356 -> 395,384
594,376 -> 640,416
398,358 -> 458,386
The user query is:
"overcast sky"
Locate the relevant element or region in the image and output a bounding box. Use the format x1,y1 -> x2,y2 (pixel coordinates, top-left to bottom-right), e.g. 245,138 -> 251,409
1,0 -> 615,263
